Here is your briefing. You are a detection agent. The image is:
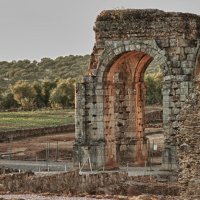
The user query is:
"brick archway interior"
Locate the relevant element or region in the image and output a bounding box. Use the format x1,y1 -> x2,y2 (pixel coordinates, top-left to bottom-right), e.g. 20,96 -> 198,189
103,51 -> 153,169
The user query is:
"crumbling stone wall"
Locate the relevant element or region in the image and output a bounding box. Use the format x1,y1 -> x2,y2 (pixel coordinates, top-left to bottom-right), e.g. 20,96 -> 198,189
74,9 -> 200,170
145,110 -> 163,124
176,84 -> 200,199
0,124 -> 75,140
0,170 -> 128,194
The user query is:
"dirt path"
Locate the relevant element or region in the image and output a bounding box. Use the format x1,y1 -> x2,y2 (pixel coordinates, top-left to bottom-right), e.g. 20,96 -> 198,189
0,133 -> 75,162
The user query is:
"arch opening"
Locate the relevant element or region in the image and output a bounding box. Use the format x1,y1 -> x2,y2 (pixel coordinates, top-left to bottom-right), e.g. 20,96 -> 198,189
103,51 -> 154,169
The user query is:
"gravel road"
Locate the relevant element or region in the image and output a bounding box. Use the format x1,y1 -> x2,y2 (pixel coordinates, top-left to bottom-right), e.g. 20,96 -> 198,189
0,159 -> 73,172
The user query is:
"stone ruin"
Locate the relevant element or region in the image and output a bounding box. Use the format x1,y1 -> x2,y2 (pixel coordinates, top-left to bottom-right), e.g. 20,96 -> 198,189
73,9 -> 200,170
176,79 -> 200,199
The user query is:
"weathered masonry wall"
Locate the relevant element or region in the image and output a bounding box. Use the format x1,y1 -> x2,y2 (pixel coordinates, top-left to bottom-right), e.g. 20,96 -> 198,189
176,84 -> 200,199
0,170 -> 128,194
73,9 -> 200,170
0,124 -> 75,140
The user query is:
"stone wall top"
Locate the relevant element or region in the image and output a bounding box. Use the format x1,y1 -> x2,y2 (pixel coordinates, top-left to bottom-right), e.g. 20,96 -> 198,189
94,9 -> 200,41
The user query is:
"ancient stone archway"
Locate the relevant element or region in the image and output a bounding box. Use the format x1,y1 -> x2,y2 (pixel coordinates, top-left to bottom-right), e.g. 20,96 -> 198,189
73,9 -> 200,170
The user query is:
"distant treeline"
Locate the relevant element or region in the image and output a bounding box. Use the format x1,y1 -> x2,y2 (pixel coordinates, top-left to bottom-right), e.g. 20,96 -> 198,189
0,77 -> 76,109
0,54 -> 90,89
0,55 -> 163,109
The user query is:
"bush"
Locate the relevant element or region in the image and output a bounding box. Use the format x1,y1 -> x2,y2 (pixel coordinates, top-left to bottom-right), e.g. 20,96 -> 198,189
145,70 -> 163,105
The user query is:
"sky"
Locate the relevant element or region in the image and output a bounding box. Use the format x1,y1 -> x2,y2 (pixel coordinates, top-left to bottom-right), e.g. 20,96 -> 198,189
0,0 -> 200,62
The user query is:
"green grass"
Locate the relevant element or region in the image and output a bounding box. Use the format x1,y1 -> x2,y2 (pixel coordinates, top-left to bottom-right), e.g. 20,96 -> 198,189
0,109 -> 75,131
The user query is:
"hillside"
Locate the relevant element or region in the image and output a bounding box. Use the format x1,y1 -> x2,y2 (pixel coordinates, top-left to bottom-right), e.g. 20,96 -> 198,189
0,54 -> 160,91
0,55 -> 90,90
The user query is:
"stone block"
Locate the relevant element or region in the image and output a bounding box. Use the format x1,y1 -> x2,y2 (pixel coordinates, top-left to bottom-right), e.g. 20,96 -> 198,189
177,38 -> 190,47
180,88 -> 189,95
172,68 -> 182,75
127,89 -> 136,95
156,39 -> 169,47
185,47 -> 196,54
124,119 -> 136,126
120,145 -> 127,151
86,114 -> 103,122
85,95 -> 95,103
164,75 -> 173,81
85,89 -> 95,96
76,116 -> 85,126
162,88 -> 171,95
76,108 -> 85,117
180,82 -> 188,88
124,95 -> 135,101
176,47 -> 181,54
96,83 -> 104,90
124,132 -> 136,138
163,108 -> 171,116
172,121 -> 179,128
187,61 -> 193,68
163,100 -> 169,108
174,75 -> 187,81
187,53 -> 195,61
188,81 -> 195,88
76,100 -> 85,109
163,95 -> 170,102
169,39 -> 177,47
171,108 -> 180,115
181,60 -> 189,68
180,95 -> 187,102
169,101 -> 175,108
175,89 -> 180,95
172,81 -> 179,89
85,83 -> 95,90
114,113 -> 123,119
126,106 -> 135,113
75,128 -> 86,139
95,89 -> 104,96
88,108 -> 103,116
96,41 -> 105,49
172,61 -> 181,68
104,114 -> 114,121
182,68 -> 193,75
83,76 -> 95,83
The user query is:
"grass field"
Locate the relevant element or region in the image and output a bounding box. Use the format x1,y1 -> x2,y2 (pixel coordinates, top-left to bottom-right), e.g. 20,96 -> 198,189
0,109 -> 75,131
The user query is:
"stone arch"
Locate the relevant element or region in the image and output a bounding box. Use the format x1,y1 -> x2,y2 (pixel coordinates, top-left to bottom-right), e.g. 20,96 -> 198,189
74,9 -> 200,171
94,40 -> 167,80
97,40 -> 167,168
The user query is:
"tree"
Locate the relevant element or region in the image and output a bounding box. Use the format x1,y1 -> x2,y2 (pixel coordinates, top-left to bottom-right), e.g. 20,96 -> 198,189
32,81 -> 45,108
41,78 -> 57,107
1,93 -> 19,109
10,80 -> 37,109
0,86 -> 6,109
50,78 -> 75,108
145,72 -> 163,105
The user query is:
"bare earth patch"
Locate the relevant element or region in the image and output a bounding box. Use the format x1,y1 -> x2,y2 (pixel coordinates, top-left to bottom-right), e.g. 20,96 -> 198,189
0,132 -> 75,162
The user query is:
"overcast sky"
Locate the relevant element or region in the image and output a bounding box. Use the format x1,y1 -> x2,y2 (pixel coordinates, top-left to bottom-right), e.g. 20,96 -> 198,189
0,0 -> 200,62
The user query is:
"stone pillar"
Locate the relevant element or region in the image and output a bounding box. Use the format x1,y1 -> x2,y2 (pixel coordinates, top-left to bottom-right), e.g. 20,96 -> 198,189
135,82 -> 148,165
73,83 -> 87,169
74,76 -> 106,170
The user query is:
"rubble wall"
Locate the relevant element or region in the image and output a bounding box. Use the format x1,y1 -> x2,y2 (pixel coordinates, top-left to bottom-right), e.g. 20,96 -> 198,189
0,170 -> 128,194
145,110 -> 162,124
177,86 -> 200,199
74,9 -> 200,170
0,124 -> 75,140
